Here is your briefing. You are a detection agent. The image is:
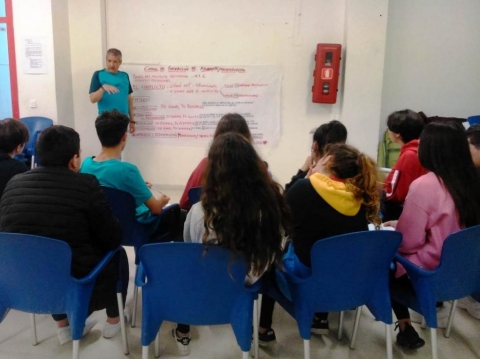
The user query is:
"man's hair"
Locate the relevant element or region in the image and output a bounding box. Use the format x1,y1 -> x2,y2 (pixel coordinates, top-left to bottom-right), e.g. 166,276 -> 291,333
466,124 -> 480,149
312,120 -> 347,156
37,125 -> 80,167
106,48 -> 122,60
387,109 -> 425,144
95,110 -> 130,147
0,118 -> 29,153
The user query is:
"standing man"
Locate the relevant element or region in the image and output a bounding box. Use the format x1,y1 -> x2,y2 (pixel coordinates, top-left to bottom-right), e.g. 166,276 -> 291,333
89,48 -> 135,134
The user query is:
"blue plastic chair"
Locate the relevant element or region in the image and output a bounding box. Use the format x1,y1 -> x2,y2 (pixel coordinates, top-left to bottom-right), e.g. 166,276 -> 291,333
265,230 -> 402,359
19,116 -> 53,168
467,115 -> 480,126
187,186 -> 203,205
391,225 -> 480,359
135,242 -> 259,359
0,233 -> 128,359
102,186 -> 180,328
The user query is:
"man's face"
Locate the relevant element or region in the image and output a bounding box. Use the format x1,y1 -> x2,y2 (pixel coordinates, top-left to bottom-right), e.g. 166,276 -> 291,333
106,54 -> 122,74
468,139 -> 480,168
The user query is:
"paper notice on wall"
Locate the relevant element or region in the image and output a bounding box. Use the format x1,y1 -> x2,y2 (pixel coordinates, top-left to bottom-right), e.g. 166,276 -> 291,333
23,37 -> 48,74
121,64 -> 282,146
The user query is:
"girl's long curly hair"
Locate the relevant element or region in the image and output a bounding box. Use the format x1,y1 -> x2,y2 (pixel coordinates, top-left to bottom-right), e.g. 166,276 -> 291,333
201,132 -> 290,275
324,144 -> 381,227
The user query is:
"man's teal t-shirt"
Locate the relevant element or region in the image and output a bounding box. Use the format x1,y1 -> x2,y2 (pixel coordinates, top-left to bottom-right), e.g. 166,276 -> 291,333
80,157 -> 152,220
89,69 -> 133,116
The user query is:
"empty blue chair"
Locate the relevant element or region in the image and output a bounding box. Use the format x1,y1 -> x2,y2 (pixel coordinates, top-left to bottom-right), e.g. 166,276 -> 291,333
391,225 -> 480,359
135,242 -> 259,359
0,233 -> 127,359
187,186 -> 202,205
19,116 -> 53,168
266,230 -> 402,359
102,186 -> 180,328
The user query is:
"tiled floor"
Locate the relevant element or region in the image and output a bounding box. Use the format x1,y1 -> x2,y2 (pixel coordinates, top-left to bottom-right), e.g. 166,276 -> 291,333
1,189 -> 480,358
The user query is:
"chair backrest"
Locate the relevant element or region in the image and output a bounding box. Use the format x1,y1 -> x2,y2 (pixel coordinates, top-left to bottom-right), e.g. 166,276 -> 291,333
102,186 -> 140,246
0,233 -> 77,315
187,186 -> 203,205
19,116 -> 53,156
433,225 -> 480,301
297,230 -> 402,323
137,242 -> 255,349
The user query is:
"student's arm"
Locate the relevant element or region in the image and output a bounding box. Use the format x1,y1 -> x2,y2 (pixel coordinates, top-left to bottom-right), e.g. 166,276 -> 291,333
144,193 -> 170,215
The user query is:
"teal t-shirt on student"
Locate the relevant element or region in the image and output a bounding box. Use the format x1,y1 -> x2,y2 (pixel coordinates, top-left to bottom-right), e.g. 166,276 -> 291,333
80,157 -> 152,220
89,69 -> 133,116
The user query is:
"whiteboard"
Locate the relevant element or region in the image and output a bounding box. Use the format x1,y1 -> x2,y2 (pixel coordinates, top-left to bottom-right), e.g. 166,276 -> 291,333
121,64 -> 282,147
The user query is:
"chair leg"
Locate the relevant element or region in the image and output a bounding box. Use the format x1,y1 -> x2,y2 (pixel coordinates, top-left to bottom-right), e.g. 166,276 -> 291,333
30,313 -> 38,346
430,328 -> 438,359
385,324 -> 393,359
253,299 -> 259,359
349,306 -> 362,350
337,311 -> 345,341
117,293 -> 129,355
31,155 -> 35,169
72,340 -> 79,359
154,331 -> 160,358
303,339 -> 310,359
142,345 -> 149,359
242,351 -> 249,359
444,299 -> 457,338
132,285 -> 139,328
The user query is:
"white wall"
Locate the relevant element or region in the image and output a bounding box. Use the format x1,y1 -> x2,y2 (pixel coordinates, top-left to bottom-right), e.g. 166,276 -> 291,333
380,0 -> 480,138
100,0 -> 387,186
13,0 -> 388,187
12,0 -> 58,120
68,0 -> 105,158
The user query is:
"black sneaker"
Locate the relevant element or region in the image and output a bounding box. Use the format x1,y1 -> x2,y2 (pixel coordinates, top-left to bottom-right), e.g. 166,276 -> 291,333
258,328 -> 276,347
311,318 -> 329,335
396,323 -> 425,350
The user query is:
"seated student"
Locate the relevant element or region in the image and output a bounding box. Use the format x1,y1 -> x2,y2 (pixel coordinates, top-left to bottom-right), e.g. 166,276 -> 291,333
258,143 -> 380,344
452,124 -> 480,319
80,110 -> 179,241
0,118 -> 29,196
382,109 -> 427,221
174,132 -> 290,355
285,120 -> 347,191
385,121 -> 480,349
0,125 -> 129,344
179,113 -> 253,210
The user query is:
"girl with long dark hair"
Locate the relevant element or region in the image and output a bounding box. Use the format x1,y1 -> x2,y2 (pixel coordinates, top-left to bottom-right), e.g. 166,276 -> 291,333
386,121 -> 480,349
174,132 -> 290,355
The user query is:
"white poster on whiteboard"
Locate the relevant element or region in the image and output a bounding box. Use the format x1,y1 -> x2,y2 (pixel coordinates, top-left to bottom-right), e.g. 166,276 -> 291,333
121,64 -> 282,146
23,37 -> 48,74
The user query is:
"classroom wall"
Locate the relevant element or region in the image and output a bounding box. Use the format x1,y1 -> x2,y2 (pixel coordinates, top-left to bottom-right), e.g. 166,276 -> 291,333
13,0 -> 388,187
99,0 -> 387,186
12,0 -> 58,120
380,0 -> 480,138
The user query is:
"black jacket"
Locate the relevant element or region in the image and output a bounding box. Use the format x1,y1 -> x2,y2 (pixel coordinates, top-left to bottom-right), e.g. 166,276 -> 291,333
0,152 -> 28,198
287,178 -> 368,267
0,166 -> 122,278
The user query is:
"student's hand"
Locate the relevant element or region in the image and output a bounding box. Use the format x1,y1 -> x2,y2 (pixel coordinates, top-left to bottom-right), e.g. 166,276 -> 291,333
300,155 -> 314,172
383,220 -> 398,229
102,84 -> 119,94
159,194 -> 170,207
145,181 -> 153,188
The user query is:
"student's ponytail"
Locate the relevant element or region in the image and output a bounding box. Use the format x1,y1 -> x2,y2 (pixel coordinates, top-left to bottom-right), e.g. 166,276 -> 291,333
326,144 -> 381,228
347,154 -> 381,228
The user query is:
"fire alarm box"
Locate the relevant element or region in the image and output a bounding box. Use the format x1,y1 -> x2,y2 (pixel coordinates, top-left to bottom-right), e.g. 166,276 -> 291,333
312,43 -> 342,104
